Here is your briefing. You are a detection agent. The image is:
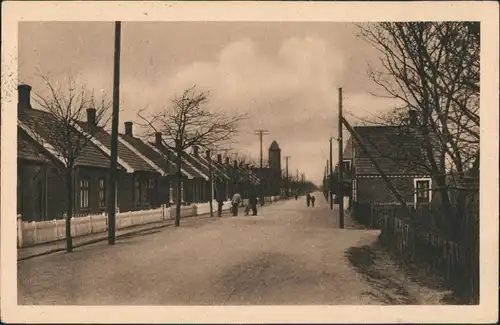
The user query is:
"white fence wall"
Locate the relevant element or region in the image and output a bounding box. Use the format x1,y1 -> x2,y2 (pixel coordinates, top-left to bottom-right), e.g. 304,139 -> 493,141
17,196 -> 283,248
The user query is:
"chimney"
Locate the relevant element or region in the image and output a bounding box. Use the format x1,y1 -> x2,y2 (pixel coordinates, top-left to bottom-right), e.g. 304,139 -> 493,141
205,150 -> 211,160
86,108 -> 96,126
233,160 -> 238,168
409,110 -> 418,127
193,146 -> 199,157
124,121 -> 133,136
225,157 -> 230,166
18,84 -> 32,110
154,132 -> 162,146
217,154 -> 222,164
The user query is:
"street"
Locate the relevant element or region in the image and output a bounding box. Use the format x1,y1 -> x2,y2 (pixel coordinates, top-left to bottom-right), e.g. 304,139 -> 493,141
18,194 -> 448,305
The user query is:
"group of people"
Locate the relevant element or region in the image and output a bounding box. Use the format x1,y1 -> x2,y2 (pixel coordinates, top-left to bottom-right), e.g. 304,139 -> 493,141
219,190 -> 317,217
306,192 -> 316,207
228,190 -> 259,217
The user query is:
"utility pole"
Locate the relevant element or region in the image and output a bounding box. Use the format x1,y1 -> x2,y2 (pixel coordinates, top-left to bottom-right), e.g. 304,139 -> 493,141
207,150 -> 213,217
285,155 -> 290,199
254,129 -> 269,205
338,87 -> 344,229
329,137 -> 334,210
108,21 -> 121,245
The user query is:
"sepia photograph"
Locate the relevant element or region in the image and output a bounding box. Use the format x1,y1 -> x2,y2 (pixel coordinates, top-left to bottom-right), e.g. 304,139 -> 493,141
1,1 -> 498,323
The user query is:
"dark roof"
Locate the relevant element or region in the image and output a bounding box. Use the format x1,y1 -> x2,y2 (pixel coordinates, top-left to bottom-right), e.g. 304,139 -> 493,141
18,108 -> 119,169
73,120 -> 158,173
189,153 -> 230,181
269,140 -> 280,151
350,126 -> 431,176
212,160 -> 234,179
119,135 -> 172,175
153,145 -> 205,179
18,129 -> 51,163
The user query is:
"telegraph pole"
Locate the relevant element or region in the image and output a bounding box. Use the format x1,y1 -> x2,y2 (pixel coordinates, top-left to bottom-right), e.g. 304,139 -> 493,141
285,155 -> 290,198
108,21 -> 121,245
338,87 -> 344,229
254,129 -> 269,205
207,150 -> 214,217
329,137 -> 334,210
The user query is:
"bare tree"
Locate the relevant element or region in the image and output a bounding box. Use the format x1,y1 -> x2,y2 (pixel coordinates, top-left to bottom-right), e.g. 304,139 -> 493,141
357,22 -> 479,238
138,85 -> 247,227
18,74 -> 110,252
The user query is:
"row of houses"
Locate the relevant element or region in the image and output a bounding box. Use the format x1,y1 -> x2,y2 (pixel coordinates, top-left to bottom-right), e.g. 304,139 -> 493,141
17,84 -> 284,222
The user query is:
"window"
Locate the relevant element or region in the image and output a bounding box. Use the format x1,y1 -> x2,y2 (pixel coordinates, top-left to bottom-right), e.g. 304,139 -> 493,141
169,184 -> 174,203
414,178 -> 431,205
135,177 -> 141,206
99,178 -> 106,207
180,181 -> 184,202
80,178 -> 90,209
352,179 -> 357,202
142,179 -> 148,202
343,160 -> 352,175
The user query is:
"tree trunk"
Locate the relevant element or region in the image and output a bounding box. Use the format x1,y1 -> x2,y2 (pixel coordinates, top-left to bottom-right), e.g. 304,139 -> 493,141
65,168 -> 74,252
175,145 -> 182,227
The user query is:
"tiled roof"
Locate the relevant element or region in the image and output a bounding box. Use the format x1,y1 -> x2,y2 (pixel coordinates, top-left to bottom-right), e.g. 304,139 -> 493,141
179,152 -> 209,180
18,108 -> 119,169
153,145 -> 205,179
202,156 -> 231,180
18,129 -> 50,163
73,121 -> 157,173
119,135 -> 174,175
186,153 -> 230,181
212,161 -> 234,179
350,126 -> 431,176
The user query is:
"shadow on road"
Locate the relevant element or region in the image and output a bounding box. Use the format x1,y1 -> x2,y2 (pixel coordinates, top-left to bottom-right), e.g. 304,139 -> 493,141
345,244 -> 418,305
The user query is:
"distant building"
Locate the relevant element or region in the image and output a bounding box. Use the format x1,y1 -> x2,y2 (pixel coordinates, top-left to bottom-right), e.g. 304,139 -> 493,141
251,140 -> 282,196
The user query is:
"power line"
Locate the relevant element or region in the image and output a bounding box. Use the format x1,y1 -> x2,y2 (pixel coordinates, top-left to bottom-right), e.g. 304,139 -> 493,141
254,129 -> 269,205
254,130 -> 270,169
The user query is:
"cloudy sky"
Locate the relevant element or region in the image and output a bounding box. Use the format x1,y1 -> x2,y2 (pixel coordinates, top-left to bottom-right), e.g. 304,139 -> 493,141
19,22 -> 400,185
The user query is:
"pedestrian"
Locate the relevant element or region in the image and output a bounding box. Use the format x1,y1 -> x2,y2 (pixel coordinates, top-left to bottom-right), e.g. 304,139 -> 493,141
295,191 -> 298,200
311,195 -> 316,207
306,192 -> 311,207
231,191 -> 242,216
249,190 -> 258,216
216,187 -> 225,217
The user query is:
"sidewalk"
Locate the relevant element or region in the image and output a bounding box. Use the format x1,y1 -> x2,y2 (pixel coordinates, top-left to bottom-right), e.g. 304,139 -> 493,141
17,200 -> 284,261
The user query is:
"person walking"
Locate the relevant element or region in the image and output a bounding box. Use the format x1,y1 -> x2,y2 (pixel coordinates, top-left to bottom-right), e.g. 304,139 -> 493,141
231,191 -> 242,216
249,190 -> 258,216
306,192 -> 311,207
311,195 -> 316,207
216,186 -> 225,217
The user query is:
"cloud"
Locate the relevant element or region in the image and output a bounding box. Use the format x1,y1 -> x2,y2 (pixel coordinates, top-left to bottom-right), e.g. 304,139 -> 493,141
119,36 -> 400,185
121,37 -> 348,184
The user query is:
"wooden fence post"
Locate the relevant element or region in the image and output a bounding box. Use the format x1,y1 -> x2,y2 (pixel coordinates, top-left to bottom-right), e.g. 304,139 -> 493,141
17,215 -> 23,248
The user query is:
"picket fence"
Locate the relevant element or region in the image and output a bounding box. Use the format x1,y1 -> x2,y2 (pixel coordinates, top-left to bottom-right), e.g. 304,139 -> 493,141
373,202 -> 479,304
17,196 -> 280,248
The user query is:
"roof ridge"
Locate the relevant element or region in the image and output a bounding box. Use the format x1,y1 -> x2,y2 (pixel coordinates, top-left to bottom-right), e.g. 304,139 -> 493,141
118,135 -> 165,176
144,142 -> 194,179
70,121 -> 134,173
18,121 -> 66,165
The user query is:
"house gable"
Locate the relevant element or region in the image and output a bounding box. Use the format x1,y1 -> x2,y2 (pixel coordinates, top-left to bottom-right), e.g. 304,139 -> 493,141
18,108 -> 126,170
351,126 -> 431,176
